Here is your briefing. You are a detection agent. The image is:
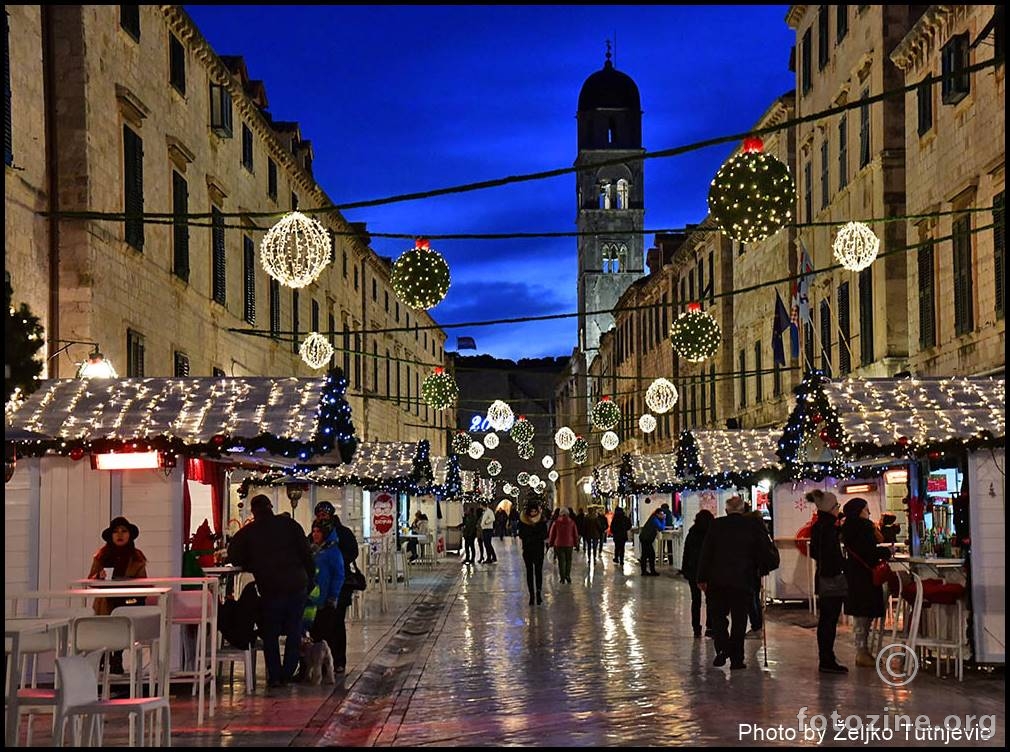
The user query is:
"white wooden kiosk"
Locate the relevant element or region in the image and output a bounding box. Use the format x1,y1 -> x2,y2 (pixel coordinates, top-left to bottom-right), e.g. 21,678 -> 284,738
4,374 -> 358,717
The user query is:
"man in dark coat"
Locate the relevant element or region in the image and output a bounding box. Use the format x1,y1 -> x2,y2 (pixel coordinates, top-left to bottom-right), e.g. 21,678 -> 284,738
228,494 -> 315,687
697,495 -> 779,670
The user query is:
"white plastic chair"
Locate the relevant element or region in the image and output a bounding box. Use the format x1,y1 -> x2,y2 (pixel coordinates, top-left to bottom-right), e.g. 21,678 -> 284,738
55,654 -> 171,747
215,640 -> 256,695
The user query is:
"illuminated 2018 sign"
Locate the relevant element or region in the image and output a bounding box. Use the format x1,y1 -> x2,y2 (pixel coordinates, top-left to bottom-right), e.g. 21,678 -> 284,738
469,414 -> 492,432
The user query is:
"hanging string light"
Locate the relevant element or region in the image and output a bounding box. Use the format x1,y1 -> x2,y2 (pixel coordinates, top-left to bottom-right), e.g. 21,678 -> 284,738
670,303 -> 721,363
510,416 -> 534,445
832,221 -> 880,272
487,459 -> 502,476
548,470 -> 559,482
541,455 -> 554,469
591,396 -> 621,431
391,238 -> 451,310
707,136 -> 795,243
260,211 -> 331,288
483,432 -> 499,449
487,400 -> 515,431
555,426 -> 576,451
468,441 -> 485,460
452,431 -> 471,455
646,378 -> 679,414
299,332 -> 335,370
517,471 -> 530,486
528,473 -> 541,488
421,367 -> 458,410
571,436 -> 588,465
601,431 -> 620,451
639,414 -> 657,434
517,442 -> 535,460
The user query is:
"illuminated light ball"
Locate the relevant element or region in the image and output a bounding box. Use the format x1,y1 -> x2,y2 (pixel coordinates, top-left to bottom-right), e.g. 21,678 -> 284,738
390,238 -> 451,310
548,470 -> 559,482
509,486 -> 520,498
487,460 -> 502,477
260,211 -> 331,288
534,482 -> 547,494
639,414 -> 657,434
452,431 -> 472,455
571,436 -> 588,465
591,396 -> 621,431
421,367 -> 458,410
541,455 -> 554,469
487,400 -> 514,432
502,482 -> 513,494
601,431 -> 620,451
517,442 -> 535,460
528,474 -> 541,488
555,426 -> 576,451
646,378 -> 679,414
69,447 -> 85,461
510,416 -> 534,445
707,136 -> 795,243
832,221 -> 880,272
517,472 -> 530,486
669,303 -> 721,363
299,332 -> 335,370
468,441 -> 485,460
483,432 -> 499,449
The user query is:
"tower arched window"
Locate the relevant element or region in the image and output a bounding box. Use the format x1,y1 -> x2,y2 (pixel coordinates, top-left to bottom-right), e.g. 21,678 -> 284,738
616,244 -> 628,272
616,179 -> 629,209
599,182 -> 612,209
608,118 -> 617,145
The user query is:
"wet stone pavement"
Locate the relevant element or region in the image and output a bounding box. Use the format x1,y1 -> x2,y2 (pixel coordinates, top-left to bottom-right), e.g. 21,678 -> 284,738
31,538 -> 1005,747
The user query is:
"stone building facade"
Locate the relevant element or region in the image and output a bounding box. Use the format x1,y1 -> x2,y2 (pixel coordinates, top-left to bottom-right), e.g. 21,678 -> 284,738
891,4 -> 1005,377
4,5 -> 449,452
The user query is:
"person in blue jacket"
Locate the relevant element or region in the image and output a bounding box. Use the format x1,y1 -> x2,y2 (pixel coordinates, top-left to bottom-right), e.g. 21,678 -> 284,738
638,506 -> 666,576
303,519 -> 345,669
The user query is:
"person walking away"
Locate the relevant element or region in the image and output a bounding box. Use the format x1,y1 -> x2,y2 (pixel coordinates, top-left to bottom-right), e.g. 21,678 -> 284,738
840,497 -> 889,668
548,507 -> 579,584
495,508 -> 508,541
807,489 -> 848,674
302,520 -> 345,678
228,494 -> 315,687
574,509 -> 587,553
509,506 -> 520,538
88,516 -> 148,674
480,503 -> 498,563
638,508 -> 665,576
697,495 -> 779,670
407,510 -> 428,562
457,506 -> 479,565
518,496 -> 549,604
609,507 -> 631,566
681,509 -> 715,637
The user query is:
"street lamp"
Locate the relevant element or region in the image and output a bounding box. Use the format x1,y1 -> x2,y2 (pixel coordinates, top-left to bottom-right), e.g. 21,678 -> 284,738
49,340 -> 118,379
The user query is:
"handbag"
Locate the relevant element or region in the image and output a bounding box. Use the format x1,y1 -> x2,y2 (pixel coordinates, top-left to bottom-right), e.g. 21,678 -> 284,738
818,572 -> 849,598
344,564 -> 367,592
846,546 -> 891,588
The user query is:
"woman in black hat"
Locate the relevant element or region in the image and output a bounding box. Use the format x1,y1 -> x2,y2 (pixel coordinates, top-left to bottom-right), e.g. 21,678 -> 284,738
87,516 -> 148,673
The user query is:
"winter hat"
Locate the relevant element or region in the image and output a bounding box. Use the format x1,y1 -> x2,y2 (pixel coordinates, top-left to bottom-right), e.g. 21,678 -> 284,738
102,516 -> 139,543
806,489 -> 839,513
842,497 -> 869,520
314,500 -> 336,517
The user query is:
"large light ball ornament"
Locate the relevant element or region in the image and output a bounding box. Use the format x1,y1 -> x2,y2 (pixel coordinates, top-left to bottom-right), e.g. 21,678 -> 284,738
487,400 -> 514,431
601,431 -> 620,451
571,436 -> 588,465
509,486 -> 520,498
528,474 -> 541,488
832,221 -> 880,272
391,238 -> 451,310
259,211 -> 331,288
541,455 -> 554,469
591,396 -> 621,431
483,433 -> 499,449
645,378 -> 679,414
707,136 -> 795,243
421,367 -> 458,410
517,442 -> 535,460
299,332 -> 334,370
555,426 -> 576,451
670,303 -> 721,363
487,460 -> 502,476
468,441 -> 485,460
639,413 -> 657,434
502,482 -> 513,494
452,431 -> 471,455
509,416 -> 534,445
548,470 -> 559,482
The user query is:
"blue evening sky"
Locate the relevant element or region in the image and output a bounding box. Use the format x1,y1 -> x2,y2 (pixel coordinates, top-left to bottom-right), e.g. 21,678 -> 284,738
185,5 -> 794,361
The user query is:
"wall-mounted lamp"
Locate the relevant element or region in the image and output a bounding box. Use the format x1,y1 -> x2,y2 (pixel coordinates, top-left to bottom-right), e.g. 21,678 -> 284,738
50,340 -> 118,379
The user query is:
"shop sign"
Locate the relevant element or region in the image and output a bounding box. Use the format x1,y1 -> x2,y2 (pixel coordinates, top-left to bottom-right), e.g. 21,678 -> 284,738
927,474 -> 948,492
372,491 -> 396,536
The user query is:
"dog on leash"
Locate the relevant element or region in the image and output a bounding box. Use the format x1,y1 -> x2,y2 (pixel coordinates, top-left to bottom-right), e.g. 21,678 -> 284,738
299,637 -> 336,685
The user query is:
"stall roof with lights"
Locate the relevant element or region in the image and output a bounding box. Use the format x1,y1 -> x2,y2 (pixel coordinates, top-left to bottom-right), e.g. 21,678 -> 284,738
677,429 -> 783,486
4,374 -> 358,467
429,455 -> 478,499
777,372 -> 1005,480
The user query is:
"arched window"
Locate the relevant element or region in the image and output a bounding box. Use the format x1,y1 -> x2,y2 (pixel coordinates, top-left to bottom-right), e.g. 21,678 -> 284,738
608,118 -> 617,145
616,179 -> 629,210
599,182 -> 612,209
602,242 -> 625,273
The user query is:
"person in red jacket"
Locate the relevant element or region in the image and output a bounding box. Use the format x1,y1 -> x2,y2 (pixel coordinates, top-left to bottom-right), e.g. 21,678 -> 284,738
548,507 -> 579,584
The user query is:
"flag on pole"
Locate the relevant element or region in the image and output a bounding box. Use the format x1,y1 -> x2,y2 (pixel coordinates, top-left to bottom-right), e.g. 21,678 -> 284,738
789,278 -> 801,359
797,240 -> 814,326
456,336 -> 477,351
773,290 -> 791,367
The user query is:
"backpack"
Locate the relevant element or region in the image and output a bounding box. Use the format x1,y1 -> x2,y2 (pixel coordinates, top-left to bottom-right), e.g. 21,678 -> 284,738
218,581 -> 260,649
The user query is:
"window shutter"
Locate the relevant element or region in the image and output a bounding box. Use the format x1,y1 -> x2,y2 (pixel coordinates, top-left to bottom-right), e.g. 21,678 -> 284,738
269,279 -> 280,337
859,267 -> 874,364
120,5 -> 140,40
243,236 -> 256,325
291,290 -> 300,353
994,193 -> 1005,319
169,34 -> 185,94
212,207 -> 226,305
754,341 -> 763,401
838,282 -> 851,374
123,125 -> 144,250
311,299 -> 320,332
739,349 -> 747,407
172,171 -> 189,281
4,11 -> 12,166
917,243 -> 936,348
819,299 -> 832,377
174,351 -> 190,377
267,158 -> 277,199
952,215 -> 974,334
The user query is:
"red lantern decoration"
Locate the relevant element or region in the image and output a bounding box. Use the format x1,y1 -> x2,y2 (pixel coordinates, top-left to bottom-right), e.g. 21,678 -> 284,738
742,136 -> 764,154
69,447 -> 85,461
211,434 -> 227,448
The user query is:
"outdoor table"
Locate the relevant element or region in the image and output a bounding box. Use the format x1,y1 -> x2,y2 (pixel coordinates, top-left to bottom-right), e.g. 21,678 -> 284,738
4,616 -> 72,747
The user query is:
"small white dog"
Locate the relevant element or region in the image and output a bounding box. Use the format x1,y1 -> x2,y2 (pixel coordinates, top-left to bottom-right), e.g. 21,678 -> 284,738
300,637 -> 336,685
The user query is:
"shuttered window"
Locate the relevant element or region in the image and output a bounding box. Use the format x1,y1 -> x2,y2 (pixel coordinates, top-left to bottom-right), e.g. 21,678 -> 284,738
952,214 -> 974,335
707,252 -> 714,303
859,268 -> 874,364
127,329 -> 145,377
817,6 -> 829,69
739,349 -> 747,407
311,299 -> 320,332
838,282 -> 851,375
820,140 -> 830,208
801,28 -> 812,95
804,319 -> 815,373
267,157 -> 277,199
819,299 -> 832,377
173,351 -> 190,377
754,341 -> 763,402
859,88 -> 870,167
269,279 -> 280,338
211,207 -> 226,305
917,242 -> 936,348
836,5 -> 847,42
709,365 -> 717,423
291,290 -> 299,353
941,34 -> 970,105
123,125 -> 144,250
169,33 -> 185,94
241,124 -> 253,171
804,161 -> 812,221
243,236 -> 256,324
209,83 -> 232,138
120,6 -> 140,40
342,325 -> 351,377
917,78 -> 933,136
172,171 -> 189,281
4,11 -> 12,166
838,115 -> 847,189
995,193 -> 1005,319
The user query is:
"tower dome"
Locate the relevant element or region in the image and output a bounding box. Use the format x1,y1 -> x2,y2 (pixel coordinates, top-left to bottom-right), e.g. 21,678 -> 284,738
578,56 -> 641,112
576,47 -> 642,151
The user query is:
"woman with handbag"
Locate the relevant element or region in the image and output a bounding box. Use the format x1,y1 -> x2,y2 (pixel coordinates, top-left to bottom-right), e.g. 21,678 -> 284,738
807,489 -> 848,675
841,498 -> 890,668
